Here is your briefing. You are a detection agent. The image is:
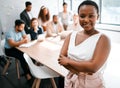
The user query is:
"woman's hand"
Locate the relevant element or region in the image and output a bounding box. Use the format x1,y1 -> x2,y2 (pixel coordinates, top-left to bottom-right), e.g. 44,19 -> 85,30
58,55 -> 70,66
58,55 -> 80,74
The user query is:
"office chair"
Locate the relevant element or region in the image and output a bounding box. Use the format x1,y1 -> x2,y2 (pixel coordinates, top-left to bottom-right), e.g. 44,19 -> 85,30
23,53 -> 60,88
0,39 -> 20,79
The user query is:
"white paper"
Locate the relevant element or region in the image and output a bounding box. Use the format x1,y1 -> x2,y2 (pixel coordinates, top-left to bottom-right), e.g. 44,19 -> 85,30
19,40 -> 37,48
40,41 -> 61,51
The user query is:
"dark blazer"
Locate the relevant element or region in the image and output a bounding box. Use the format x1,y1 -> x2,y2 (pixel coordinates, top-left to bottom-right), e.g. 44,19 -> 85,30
20,10 -> 31,34
29,27 -> 43,40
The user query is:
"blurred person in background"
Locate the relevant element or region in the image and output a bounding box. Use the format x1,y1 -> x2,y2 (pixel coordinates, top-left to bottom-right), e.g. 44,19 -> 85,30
20,1 -> 33,34
38,6 -> 50,32
29,18 -> 44,40
46,15 -> 64,37
59,2 -> 72,30
67,13 -> 83,31
4,19 -> 33,85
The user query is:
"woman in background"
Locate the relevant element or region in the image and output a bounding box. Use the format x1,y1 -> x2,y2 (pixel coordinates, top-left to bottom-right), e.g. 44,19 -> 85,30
67,13 -> 83,31
59,2 -> 72,30
38,6 -> 50,31
58,0 -> 111,88
29,18 -> 43,40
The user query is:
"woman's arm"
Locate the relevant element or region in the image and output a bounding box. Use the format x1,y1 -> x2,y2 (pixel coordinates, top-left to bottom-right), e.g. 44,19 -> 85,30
59,34 -> 111,73
58,33 -> 79,74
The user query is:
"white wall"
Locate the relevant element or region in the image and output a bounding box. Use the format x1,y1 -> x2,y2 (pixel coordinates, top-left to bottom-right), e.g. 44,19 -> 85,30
0,0 -> 60,33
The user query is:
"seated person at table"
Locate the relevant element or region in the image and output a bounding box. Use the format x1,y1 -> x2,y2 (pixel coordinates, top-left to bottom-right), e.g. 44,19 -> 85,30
29,18 -> 44,40
46,15 -> 64,37
4,19 -> 33,83
60,13 -> 83,40
67,13 -> 83,31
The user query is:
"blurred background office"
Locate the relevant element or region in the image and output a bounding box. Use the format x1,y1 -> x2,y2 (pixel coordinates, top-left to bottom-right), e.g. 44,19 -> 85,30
0,0 -> 120,88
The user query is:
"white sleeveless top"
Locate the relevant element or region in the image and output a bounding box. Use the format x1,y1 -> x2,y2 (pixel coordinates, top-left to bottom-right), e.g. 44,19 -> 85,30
65,31 -> 106,88
68,31 -> 101,61
68,31 -> 106,73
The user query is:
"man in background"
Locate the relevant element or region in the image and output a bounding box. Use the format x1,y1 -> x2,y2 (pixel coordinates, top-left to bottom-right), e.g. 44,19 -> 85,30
46,15 -> 64,37
20,1 -> 33,34
4,19 -> 32,82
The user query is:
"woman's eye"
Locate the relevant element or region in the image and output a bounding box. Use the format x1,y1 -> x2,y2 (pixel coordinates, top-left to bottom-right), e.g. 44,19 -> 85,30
89,15 -> 95,18
80,15 -> 85,18
89,15 -> 93,18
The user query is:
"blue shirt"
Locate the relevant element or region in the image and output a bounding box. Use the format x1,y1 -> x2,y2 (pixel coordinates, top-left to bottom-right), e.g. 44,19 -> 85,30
5,28 -> 26,49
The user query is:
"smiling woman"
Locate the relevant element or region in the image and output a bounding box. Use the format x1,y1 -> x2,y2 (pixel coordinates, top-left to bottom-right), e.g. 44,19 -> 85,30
58,1 -> 111,88
78,6 -> 98,33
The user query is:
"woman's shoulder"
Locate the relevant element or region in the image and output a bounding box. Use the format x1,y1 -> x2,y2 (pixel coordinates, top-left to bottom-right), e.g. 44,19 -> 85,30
98,33 -> 111,46
99,33 -> 110,41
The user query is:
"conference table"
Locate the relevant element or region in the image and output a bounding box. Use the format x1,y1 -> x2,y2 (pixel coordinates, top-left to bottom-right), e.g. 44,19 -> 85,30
17,36 -> 68,77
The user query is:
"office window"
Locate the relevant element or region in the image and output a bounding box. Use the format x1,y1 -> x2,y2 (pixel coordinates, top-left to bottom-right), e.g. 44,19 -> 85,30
72,0 -> 84,13
67,0 -> 120,26
72,0 -> 100,12
101,0 -> 120,25
58,0 -> 64,12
